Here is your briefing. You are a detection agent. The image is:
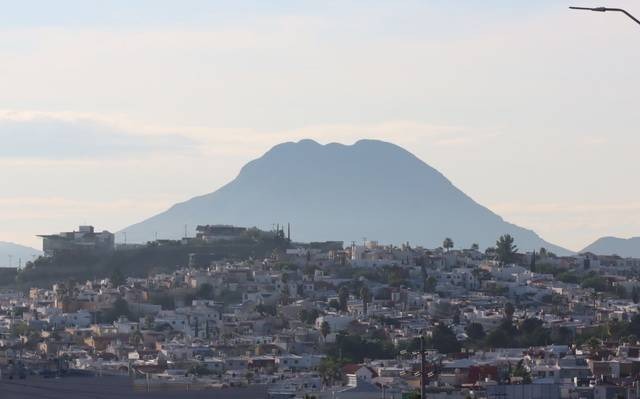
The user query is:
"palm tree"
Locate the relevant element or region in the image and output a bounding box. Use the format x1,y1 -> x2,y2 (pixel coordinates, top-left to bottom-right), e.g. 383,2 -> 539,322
246,371 -> 254,386
360,286 -> 371,316
443,238 -> 454,252
338,286 -> 349,313
143,315 -> 155,330
129,329 -> 143,347
587,337 -> 601,358
320,321 -> 331,342
504,302 -> 515,321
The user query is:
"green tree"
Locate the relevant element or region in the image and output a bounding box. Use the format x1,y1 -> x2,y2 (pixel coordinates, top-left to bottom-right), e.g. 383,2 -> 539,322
195,283 -> 214,300
587,337 -> 601,358
607,318 -> 628,340
424,276 -> 437,293
529,250 -> 536,271
188,364 -> 213,376
551,326 -> 574,345
256,304 -> 277,316
581,276 -> 608,292
329,333 -> 396,362
318,357 -> 342,385
512,360 -> 531,384
360,286 -> 371,316
443,238 -> 454,252
320,321 -> 331,341
281,284 -> 291,305
110,267 -> 126,287
103,298 -> 131,323
299,309 -> 320,325
338,286 -> 349,312
496,234 -> 518,265
471,243 -> 480,251
465,323 -> 486,341
129,329 -> 143,347
429,324 -> 461,354
143,315 -> 155,330
504,302 -> 515,321
485,328 -> 512,348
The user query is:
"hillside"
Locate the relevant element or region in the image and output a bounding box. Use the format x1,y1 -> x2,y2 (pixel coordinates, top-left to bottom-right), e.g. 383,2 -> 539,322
10,233 -> 288,288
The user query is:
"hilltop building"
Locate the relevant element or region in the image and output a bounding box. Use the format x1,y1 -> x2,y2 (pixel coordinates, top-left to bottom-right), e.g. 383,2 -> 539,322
195,225 -> 247,242
38,225 -> 114,257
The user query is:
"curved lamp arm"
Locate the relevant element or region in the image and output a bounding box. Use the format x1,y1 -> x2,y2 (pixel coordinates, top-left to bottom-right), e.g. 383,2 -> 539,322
570,6 -> 640,26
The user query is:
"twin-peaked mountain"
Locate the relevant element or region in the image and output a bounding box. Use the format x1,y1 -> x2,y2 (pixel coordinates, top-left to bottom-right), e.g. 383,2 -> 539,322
121,139 -> 571,255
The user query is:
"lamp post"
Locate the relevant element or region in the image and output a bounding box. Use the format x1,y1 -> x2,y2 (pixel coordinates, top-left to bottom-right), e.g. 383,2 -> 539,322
570,6 -> 640,26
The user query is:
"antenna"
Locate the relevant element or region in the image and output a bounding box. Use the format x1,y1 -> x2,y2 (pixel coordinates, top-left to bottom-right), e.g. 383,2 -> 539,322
184,224 -> 188,238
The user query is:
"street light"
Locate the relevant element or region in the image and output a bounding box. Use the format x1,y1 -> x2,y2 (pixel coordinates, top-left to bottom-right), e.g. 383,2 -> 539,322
570,6 -> 640,26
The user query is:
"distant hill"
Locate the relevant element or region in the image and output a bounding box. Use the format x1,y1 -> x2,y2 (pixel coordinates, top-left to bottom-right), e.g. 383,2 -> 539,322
0,241 -> 41,267
581,236 -> 640,258
120,139 -> 572,255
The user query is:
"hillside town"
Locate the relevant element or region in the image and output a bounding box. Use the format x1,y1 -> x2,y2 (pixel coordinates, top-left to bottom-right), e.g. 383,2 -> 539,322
3,225 -> 640,399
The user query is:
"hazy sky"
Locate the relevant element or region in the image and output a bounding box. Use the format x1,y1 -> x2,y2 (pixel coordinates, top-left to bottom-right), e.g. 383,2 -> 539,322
1,0 -> 639,251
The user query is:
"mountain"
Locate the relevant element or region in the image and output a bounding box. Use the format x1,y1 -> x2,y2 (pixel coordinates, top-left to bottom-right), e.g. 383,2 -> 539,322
121,139 -> 571,255
581,236 -> 640,258
0,241 -> 41,267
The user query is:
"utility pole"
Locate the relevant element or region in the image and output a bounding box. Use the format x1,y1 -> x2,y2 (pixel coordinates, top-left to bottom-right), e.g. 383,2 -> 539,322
420,335 -> 426,399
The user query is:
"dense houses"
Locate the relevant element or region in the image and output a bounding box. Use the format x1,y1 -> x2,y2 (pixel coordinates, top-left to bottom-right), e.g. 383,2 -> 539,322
4,232 -> 640,398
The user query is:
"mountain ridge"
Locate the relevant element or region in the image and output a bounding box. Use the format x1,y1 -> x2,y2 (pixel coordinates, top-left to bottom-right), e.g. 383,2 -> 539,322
120,139 -> 572,255
0,241 -> 41,267
581,236 -> 640,257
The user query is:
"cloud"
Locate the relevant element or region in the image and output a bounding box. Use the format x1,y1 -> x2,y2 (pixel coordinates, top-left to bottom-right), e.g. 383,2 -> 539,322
0,111 -> 196,159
